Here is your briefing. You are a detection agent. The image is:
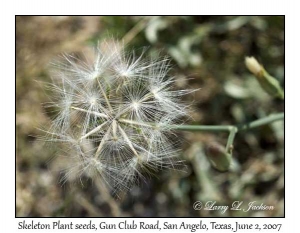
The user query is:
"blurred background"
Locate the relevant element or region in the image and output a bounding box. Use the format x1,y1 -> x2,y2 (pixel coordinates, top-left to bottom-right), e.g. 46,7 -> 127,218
16,16 -> 284,217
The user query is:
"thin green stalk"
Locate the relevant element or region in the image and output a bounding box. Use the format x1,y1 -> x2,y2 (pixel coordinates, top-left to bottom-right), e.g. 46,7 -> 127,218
169,112 -> 284,133
122,17 -> 154,45
237,112 -> 284,131
170,112 -> 284,154
226,127 -> 238,153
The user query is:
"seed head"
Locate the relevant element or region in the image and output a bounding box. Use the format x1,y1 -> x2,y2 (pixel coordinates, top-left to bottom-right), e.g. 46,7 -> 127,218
44,40 -> 190,195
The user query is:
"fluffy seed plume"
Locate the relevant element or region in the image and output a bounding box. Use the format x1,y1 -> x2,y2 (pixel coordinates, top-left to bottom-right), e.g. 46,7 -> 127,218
44,40 -> 190,195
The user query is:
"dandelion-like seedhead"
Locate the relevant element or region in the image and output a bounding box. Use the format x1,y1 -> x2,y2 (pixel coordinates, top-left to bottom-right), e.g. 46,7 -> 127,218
44,41 -> 190,195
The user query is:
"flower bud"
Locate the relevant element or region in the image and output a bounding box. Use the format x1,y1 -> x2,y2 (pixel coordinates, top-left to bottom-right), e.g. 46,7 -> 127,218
245,56 -> 284,99
245,56 -> 262,76
206,142 -> 232,172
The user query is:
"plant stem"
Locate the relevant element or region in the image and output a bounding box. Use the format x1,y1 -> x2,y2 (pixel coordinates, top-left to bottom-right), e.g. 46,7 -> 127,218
237,112 -> 284,131
169,112 -> 284,153
226,127 -> 238,152
169,112 -> 284,133
122,17 -> 154,45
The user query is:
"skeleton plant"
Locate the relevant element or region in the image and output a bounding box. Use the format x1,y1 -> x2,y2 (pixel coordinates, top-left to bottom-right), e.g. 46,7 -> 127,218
43,41 -> 284,195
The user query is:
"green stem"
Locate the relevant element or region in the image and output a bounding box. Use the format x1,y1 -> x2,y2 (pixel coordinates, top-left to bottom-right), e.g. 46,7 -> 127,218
226,127 -> 238,153
237,112 -> 284,131
170,112 -> 284,154
169,112 -> 284,133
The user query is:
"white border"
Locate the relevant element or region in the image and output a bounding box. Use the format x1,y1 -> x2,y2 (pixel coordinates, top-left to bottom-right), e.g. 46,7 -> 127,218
1,0 -> 299,232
